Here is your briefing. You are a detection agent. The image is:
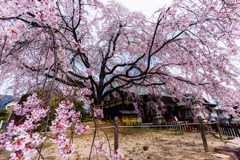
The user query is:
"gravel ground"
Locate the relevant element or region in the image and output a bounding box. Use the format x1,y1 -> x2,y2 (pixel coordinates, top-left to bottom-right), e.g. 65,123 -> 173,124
0,121 -> 227,160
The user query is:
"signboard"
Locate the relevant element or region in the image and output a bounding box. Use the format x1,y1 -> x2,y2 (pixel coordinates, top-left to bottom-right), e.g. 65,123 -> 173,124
137,117 -> 142,122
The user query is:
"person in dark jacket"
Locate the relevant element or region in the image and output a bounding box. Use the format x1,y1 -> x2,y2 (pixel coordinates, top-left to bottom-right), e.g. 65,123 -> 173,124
228,115 -> 235,125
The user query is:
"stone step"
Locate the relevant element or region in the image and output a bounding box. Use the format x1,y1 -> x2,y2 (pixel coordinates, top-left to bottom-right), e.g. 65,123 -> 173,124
211,153 -> 230,160
214,146 -> 240,160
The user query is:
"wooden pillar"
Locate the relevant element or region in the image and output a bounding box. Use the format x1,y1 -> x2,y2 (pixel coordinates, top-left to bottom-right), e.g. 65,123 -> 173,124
114,116 -> 119,151
198,116 -> 209,152
121,94 -> 124,106
216,117 -> 223,141
114,99 -> 116,118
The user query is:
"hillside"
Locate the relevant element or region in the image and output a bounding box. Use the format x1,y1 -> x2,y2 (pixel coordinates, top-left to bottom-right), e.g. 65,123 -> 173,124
0,95 -> 12,110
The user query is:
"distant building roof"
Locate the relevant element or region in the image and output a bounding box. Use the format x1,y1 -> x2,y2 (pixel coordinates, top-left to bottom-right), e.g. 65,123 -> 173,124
177,102 -> 217,107
111,81 -> 219,106
3,99 -> 18,106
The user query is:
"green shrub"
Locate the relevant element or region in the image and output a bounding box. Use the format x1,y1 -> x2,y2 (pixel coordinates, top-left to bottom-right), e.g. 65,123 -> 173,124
0,109 -> 8,121
82,117 -> 93,122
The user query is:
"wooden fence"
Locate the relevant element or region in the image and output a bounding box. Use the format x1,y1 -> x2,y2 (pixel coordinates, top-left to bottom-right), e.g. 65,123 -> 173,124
219,122 -> 240,137
164,121 -> 216,131
164,121 -> 240,137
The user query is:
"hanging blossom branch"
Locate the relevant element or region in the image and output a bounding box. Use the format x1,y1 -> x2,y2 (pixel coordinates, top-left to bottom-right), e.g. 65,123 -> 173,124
0,85 -> 124,159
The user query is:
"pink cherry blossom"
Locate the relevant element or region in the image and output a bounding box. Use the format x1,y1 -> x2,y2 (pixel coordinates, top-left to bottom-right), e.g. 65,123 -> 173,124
84,80 -> 92,88
60,86 -> 74,96
95,106 -> 103,116
84,99 -> 94,105
85,67 -> 94,76
1,0 -> 240,159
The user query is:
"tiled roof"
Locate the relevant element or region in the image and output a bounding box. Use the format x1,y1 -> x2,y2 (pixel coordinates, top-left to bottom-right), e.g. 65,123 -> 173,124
119,110 -> 138,115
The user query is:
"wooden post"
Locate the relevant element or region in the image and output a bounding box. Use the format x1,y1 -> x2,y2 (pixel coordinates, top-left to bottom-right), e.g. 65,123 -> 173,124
198,116 -> 209,152
114,116 -> 119,151
216,118 -> 223,141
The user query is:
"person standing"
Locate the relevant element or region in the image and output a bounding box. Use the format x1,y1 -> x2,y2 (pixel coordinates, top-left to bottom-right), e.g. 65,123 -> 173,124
228,115 -> 235,125
208,110 -> 217,132
208,110 -> 217,122
228,114 -> 238,136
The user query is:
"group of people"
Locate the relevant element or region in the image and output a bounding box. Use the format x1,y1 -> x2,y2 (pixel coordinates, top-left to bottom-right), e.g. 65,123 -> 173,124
208,110 -> 235,124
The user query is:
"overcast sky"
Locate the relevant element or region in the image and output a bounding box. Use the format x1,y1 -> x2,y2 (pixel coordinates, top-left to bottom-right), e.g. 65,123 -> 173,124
101,0 -> 173,18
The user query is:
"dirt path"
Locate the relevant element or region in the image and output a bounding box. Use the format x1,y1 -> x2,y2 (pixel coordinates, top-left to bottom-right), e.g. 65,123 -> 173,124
0,121 -> 226,160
